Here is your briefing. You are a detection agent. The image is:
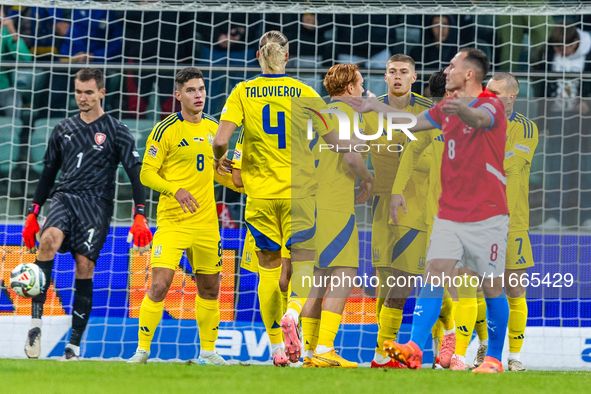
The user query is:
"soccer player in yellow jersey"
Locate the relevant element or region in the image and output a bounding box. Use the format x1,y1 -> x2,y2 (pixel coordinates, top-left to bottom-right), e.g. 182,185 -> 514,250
300,64 -> 374,368
212,31 -> 350,363
231,133 -> 295,366
487,73 -> 538,371
128,68 -> 240,365
366,54 -> 438,369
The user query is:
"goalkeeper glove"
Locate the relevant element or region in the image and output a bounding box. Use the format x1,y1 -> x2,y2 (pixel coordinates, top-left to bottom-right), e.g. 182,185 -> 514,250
22,203 -> 41,253
127,205 -> 153,254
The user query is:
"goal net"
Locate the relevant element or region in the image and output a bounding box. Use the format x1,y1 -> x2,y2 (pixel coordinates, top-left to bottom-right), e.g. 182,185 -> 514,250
0,0 -> 589,368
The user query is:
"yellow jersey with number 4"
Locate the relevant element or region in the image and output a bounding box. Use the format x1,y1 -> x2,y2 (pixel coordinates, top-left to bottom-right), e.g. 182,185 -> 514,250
141,112 -> 219,228
504,112 -> 538,232
220,74 -> 332,200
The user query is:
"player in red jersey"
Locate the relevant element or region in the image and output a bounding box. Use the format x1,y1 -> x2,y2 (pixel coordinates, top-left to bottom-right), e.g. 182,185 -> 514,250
351,48 -> 509,373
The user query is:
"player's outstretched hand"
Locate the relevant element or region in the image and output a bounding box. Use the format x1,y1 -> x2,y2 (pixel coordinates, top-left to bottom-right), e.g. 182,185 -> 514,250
127,213 -> 153,255
356,179 -> 374,204
22,213 -> 40,253
390,194 -> 407,225
347,94 -> 378,113
440,92 -> 468,116
175,188 -> 200,213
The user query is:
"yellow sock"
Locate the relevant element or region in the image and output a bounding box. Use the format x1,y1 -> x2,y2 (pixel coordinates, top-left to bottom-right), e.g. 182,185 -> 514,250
281,291 -> 288,314
432,320 -> 444,353
302,317 -> 320,353
455,275 -> 477,357
138,295 -> 164,351
376,306 -> 403,356
287,261 -> 315,317
375,269 -> 391,328
258,265 -> 283,345
195,295 -> 220,352
475,291 -> 488,341
317,311 -> 342,350
508,294 -> 527,353
439,287 -> 454,331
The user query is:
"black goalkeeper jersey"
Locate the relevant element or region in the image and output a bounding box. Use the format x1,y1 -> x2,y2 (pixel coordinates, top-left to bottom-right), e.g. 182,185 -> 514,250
43,113 -> 140,203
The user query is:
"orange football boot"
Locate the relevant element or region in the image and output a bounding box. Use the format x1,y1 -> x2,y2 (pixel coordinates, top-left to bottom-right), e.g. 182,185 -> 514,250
472,356 -> 504,373
383,340 -> 423,370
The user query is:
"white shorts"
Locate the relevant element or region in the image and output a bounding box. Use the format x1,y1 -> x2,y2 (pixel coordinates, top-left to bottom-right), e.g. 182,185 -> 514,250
426,214 -> 509,278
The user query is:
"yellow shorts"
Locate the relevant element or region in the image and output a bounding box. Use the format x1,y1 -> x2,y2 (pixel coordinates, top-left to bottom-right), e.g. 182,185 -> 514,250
505,230 -> 534,270
151,226 -> 222,275
372,194 -> 396,268
391,225 -> 427,275
245,196 -> 316,252
241,230 -> 291,273
316,210 -> 359,269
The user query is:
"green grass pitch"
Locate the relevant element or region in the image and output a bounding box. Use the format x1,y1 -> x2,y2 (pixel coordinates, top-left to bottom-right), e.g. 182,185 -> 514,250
1,360 -> 590,394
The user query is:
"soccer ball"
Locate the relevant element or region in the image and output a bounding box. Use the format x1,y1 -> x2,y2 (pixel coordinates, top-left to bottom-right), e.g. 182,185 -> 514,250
10,263 -> 46,298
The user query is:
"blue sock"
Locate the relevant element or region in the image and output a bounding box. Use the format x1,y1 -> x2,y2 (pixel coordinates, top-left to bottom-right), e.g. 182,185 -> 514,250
409,285 -> 444,351
485,291 -> 509,361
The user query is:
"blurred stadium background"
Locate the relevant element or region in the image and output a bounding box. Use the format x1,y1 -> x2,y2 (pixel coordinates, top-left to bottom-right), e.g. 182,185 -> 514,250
0,0 -> 590,368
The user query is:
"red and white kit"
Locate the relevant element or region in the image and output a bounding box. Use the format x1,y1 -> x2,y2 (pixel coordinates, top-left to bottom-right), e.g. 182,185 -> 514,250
424,88 -> 509,277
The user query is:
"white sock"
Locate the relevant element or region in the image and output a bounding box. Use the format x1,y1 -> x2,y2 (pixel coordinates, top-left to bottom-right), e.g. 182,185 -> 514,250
270,342 -> 284,353
200,349 -> 214,358
508,352 -> 520,361
480,339 -> 489,347
286,308 -> 299,324
315,345 -> 332,354
453,354 -> 465,363
65,343 -> 80,356
432,338 -> 440,357
373,352 -> 390,364
305,350 -> 314,359
31,318 -> 42,329
443,327 -> 455,335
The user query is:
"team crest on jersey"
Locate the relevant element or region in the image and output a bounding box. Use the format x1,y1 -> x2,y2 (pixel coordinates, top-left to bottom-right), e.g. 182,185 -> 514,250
207,133 -> 214,145
154,245 -> 162,258
148,145 -> 158,157
372,248 -> 380,262
95,133 -> 106,145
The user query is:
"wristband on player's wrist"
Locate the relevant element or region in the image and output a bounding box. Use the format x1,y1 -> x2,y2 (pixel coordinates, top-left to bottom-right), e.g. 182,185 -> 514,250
27,203 -> 40,216
133,204 -> 146,218
213,155 -> 221,162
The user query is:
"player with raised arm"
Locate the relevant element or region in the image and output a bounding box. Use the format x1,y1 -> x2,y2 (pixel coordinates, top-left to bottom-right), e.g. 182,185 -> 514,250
21,68 -> 152,361
301,64 -> 374,368
485,73 -> 538,371
353,48 -> 509,373
212,31 -> 352,364
127,67 -> 239,365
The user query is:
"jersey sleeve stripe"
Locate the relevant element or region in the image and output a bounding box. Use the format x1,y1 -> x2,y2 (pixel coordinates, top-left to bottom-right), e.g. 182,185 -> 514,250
203,114 -> 219,124
425,111 -> 442,130
154,116 -> 178,142
237,127 -> 245,144
149,114 -> 176,141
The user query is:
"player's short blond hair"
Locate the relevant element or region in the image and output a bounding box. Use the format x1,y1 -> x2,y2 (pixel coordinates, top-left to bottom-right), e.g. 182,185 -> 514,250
324,64 -> 360,97
491,72 -> 520,95
258,31 -> 289,74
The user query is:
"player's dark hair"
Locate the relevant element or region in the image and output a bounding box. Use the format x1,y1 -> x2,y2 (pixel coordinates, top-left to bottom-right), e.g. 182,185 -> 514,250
459,47 -> 489,83
387,53 -> 415,70
75,68 -> 104,90
175,67 -> 204,90
428,69 -> 447,99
